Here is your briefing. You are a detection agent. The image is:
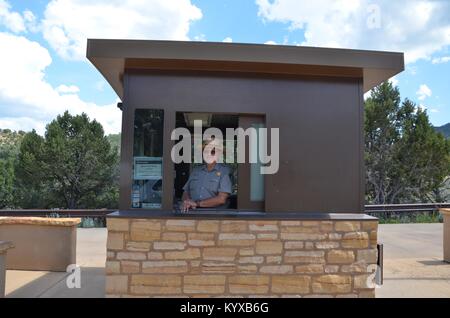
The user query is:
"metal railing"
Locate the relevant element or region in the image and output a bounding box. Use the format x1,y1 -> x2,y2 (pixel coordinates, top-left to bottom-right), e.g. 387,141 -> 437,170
0,203 -> 449,217
365,203 -> 450,214
0,209 -> 115,217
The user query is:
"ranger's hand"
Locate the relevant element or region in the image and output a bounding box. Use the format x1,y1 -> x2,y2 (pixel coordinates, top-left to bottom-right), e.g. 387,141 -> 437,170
182,199 -> 197,213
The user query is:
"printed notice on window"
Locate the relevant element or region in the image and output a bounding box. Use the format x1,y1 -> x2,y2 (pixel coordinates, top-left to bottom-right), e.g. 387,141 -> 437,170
134,157 -> 162,180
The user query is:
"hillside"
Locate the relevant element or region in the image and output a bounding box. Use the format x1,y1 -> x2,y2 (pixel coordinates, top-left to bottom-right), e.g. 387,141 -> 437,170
435,123 -> 450,138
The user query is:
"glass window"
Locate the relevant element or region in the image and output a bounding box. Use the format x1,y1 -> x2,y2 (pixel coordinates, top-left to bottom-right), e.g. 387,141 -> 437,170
250,123 -> 265,202
131,109 -> 164,209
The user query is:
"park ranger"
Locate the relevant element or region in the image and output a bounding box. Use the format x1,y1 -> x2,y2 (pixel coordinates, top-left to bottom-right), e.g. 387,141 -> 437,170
181,139 -> 232,212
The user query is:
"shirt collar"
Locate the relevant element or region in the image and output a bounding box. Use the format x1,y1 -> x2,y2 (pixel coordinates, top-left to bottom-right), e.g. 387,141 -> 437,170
202,163 -> 220,172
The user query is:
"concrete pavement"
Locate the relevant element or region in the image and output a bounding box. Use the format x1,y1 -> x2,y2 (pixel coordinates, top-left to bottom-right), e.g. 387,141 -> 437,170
377,223 -> 450,298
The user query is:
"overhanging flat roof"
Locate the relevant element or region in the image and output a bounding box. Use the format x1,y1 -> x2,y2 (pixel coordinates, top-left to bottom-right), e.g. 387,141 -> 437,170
86,39 -> 404,99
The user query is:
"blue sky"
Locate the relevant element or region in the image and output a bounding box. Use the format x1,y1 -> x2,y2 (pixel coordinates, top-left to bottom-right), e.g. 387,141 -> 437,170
0,0 -> 449,134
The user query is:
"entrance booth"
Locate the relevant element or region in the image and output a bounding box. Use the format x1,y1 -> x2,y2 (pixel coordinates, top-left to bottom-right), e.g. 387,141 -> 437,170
87,40 -> 404,298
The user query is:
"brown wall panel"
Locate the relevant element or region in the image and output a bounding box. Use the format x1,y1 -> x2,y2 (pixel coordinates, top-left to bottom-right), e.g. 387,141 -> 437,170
121,71 -> 363,213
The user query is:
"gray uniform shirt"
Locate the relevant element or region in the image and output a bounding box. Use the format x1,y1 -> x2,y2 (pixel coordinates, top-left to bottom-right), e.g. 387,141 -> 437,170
183,163 -> 232,202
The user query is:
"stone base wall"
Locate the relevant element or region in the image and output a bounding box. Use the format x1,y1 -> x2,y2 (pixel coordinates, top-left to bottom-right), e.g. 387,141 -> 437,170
105,218 -> 378,298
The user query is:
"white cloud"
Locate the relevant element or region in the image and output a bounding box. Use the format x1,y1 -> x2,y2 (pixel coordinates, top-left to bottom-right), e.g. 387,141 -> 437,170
42,0 -> 202,60
264,40 -> 277,45
193,33 -> 207,42
432,56 -> 450,64
256,0 -> 450,64
416,84 -> 432,101
418,104 -> 427,111
222,37 -> 233,43
0,0 -> 26,33
0,32 -> 121,135
389,77 -> 399,87
55,84 -> 80,94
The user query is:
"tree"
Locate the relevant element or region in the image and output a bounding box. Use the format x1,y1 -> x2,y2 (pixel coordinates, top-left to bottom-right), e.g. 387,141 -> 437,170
15,111 -> 119,209
0,129 -> 25,208
0,158 -> 14,208
365,81 -> 450,204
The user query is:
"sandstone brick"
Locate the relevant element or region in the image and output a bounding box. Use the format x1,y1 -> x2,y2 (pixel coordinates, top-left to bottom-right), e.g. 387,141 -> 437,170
324,265 -> 339,273
238,256 -> 264,264
202,262 -> 236,274
362,221 -> 378,231
249,223 -> 279,232
229,275 -> 269,294
184,275 -> 226,294
142,261 -> 188,274
107,218 -> 129,232
203,247 -> 238,262
359,290 -> 376,298
354,274 -> 373,289
126,241 -> 151,252
106,251 -> 115,260
302,221 -> 320,227
370,231 -> 378,246
341,261 -> 370,273
281,221 -> 301,226
295,265 -> 324,273
305,242 -> 314,249
165,220 -> 196,232
256,241 -> 282,255
357,249 -> 378,263
272,275 -> 310,294
320,221 -> 334,232
328,233 -> 342,240
165,248 -> 201,260
284,251 -> 325,264
188,233 -> 215,247
197,220 -> 220,233
315,241 -> 340,249
335,221 -> 361,232
239,248 -> 255,256
107,232 -> 124,250
162,232 -> 187,242
218,233 -> 255,246
106,275 -> 128,294
131,275 -> 181,294
153,242 -> 187,250
327,250 -> 355,264
121,261 -> 140,273
266,256 -> 282,264
256,233 -> 278,240
221,221 -> 248,232
260,265 -> 293,274
312,275 -> 352,294
281,226 -> 321,234
284,241 -> 304,250
130,221 -> 161,241
303,294 -> 333,298
147,252 -> 163,260
237,265 -> 258,273
336,294 -> 358,298
105,261 -> 120,274
280,233 -> 326,241
116,251 -> 147,261
342,232 -> 369,249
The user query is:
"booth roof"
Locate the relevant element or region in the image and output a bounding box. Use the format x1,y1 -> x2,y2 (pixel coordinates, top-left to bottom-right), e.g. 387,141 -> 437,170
86,39 -> 404,99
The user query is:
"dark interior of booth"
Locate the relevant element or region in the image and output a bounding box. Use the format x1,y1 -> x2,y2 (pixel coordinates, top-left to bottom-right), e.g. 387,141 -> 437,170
174,112 -> 239,210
